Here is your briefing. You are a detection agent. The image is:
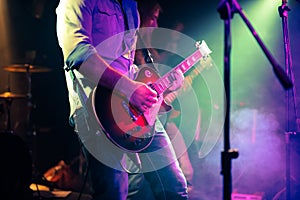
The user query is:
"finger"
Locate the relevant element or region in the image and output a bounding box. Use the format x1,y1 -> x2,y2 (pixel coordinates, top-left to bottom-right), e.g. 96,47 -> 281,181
146,95 -> 158,103
170,71 -> 181,82
147,87 -> 158,97
176,71 -> 184,81
139,104 -> 148,113
142,104 -> 148,110
143,101 -> 154,108
145,86 -> 158,102
169,73 -> 176,81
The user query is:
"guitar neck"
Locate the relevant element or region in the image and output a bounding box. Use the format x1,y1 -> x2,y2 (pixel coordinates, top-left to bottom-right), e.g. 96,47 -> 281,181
152,50 -> 203,95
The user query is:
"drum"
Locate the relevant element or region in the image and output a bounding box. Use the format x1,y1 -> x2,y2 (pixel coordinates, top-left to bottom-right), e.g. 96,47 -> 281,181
0,131 -> 32,199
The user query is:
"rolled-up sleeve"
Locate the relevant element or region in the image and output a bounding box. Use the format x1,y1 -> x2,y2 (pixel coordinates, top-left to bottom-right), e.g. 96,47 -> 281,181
56,0 -> 97,69
66,42 -> 97,70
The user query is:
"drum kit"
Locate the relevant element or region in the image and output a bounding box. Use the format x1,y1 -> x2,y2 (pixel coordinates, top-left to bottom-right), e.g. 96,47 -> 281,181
1,64 -> 88,192
0,64 -> 55,192
0,63 -> 51,132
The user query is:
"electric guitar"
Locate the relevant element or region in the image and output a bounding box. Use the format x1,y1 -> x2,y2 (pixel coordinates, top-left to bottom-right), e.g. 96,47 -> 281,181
92,40 -> 212,152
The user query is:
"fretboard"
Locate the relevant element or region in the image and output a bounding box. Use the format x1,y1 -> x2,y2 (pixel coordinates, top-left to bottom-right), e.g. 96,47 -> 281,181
152,50 -> 203,95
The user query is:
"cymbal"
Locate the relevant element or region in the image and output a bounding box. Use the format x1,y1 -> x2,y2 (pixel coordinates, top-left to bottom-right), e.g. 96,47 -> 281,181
2,64 -> 51,73
0,91 -> 27,99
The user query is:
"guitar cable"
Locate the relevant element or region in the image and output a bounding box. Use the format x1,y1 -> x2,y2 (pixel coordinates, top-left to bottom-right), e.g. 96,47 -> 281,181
119,153 -> 167,200
136,30 -> 160,73
143,153 -> 167,200
119,153 -> 143,174
76,138 -> 90,200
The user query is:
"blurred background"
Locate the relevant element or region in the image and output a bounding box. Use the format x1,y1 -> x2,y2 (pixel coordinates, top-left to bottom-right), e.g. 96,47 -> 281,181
0,0 -> 299,199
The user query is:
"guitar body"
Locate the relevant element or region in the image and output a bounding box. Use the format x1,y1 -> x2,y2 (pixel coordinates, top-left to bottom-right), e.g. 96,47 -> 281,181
92,66 -> 171,152
92,40 -> 211,152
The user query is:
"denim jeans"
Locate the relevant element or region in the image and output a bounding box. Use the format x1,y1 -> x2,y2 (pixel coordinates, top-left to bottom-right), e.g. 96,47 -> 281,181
73,107 -> 188,200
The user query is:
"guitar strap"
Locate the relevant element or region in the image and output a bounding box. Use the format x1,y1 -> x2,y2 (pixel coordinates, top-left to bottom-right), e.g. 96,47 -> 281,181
136,30 -> 160,73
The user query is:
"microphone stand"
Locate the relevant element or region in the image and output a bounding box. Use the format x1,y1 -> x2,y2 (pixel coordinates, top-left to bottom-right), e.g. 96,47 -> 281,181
217,1 -> 293,199
278,1 -> 299,199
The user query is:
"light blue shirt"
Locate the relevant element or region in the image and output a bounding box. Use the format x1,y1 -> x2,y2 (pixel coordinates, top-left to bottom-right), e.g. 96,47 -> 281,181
56,0 -> 140,116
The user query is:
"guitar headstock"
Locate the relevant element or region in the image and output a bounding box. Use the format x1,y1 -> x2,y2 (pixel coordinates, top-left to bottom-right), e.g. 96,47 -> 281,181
195,40 -> 212,59
194,40 -> 214,72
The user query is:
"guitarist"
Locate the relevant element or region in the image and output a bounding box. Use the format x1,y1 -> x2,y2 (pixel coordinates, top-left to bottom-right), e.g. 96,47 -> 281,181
56,0 -> 188,200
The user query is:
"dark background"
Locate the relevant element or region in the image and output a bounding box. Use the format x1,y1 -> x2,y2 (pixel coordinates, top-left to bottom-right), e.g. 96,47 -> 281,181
0,0 -> 300,199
